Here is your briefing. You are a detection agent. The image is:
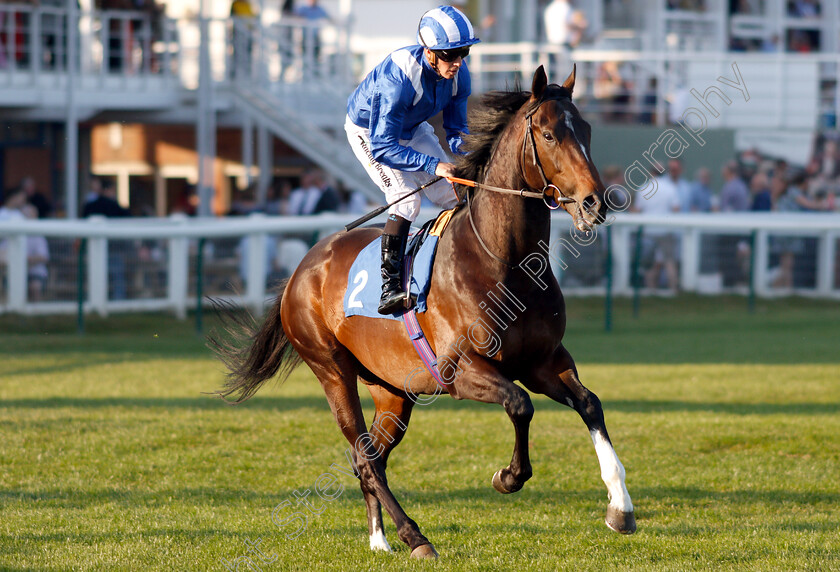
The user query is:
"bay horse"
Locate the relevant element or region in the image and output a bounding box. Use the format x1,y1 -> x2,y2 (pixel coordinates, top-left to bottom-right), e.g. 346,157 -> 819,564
212,65 -> 635,559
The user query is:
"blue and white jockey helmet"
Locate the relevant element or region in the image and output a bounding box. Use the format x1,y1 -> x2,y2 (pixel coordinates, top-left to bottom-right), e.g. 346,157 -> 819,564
417,6 -> 481,50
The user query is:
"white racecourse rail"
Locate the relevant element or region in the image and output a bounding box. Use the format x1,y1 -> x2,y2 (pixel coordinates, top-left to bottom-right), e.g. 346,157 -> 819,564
0,211 -> 838,317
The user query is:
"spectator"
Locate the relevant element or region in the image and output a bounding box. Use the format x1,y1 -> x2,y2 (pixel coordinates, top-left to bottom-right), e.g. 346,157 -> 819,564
279,0 -> 297,80
731,0 -> 762,14
787,0 -> 820,17
230,0 -> 256,77
657,159 -> 693,212
719,160 -> 751,212
171,185 -> 198,216
772,159 -> 790,182
261,179 -> 293,215
19,176 -> 53,219
750,171 -> 772,211
635,165 -> 680,291
770,173 -> 808,288
809,139 -> 840,198
567,9 -> 589,47
311,172 -> 341,213
286,171 -> 322,215
593,62 -> 630,122
787,29 -> 818,53
0,190 -> 27,221
544,0 -> 573,48
761,34 -> 781,52
689,167 -> 714,212
638,77 -> 658,125
228,183 -> 259,216
21,204 -> 49,302
83,179 -> 130,217
602,164 -> 632,212
737,148 -> 761,182
777,171 -> 830,212
668,83 -> 693,125
0,191 -> 27,275
83,179 -> 130,299
295,0 -> 330,67
543,0 -> 586,79
817,140 -> 839,177
337,182 -> 371,214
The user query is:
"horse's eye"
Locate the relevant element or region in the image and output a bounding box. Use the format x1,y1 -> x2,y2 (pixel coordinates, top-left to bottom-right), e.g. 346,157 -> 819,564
543,131 -> 554,142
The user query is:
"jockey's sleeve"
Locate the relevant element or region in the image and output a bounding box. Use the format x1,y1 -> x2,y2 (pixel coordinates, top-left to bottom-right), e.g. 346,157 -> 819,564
368,77 -> 439,175
442,64 -> 471,155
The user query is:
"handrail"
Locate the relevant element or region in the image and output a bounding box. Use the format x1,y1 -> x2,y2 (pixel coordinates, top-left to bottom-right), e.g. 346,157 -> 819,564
1,211 -> 838,319
1,212 -> 838,238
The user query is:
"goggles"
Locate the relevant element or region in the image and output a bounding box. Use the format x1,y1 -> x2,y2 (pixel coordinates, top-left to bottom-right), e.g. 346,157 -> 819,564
433,47 -> 470,62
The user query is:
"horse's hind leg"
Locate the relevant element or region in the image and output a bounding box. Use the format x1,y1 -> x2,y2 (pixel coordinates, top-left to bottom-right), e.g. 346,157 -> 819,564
302,349 -> 435,557
360,382 -> 415,553
522,345 -> 636,534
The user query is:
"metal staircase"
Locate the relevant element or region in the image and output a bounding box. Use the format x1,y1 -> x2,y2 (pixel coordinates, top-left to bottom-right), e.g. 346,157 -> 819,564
231,84 -> 378,200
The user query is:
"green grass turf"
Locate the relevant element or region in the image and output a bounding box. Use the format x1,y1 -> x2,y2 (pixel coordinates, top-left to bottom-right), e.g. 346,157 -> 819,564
1,296 -> 839,571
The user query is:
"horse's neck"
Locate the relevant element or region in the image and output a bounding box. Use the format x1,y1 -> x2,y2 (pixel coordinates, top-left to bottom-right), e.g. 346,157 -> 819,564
470,130 -> 551,263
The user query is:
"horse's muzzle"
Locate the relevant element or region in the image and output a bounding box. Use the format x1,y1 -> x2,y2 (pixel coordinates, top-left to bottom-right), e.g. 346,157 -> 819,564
570,192 -> 605,232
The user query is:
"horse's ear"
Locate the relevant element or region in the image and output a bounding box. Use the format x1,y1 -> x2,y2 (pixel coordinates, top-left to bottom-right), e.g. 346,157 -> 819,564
531,65 -> 548,100
562,64 -> 576,96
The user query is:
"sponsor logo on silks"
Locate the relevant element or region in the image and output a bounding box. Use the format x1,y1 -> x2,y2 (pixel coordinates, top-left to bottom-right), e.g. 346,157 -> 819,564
357,135 -> 392,188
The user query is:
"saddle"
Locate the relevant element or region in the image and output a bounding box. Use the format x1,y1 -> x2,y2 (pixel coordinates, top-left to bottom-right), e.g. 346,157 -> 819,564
343,205 -> 460,321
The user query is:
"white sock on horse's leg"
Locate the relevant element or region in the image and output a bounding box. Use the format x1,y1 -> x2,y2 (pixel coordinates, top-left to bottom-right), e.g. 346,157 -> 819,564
589,429 -> 633,513
369,513 -> 392,552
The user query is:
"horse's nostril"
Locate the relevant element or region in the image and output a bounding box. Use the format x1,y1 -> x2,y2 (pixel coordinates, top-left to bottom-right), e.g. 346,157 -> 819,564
582,195 -> 600,213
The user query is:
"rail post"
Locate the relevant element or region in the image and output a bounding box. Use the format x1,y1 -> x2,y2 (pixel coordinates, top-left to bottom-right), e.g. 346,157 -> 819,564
604,223 -> 613,332
195,237 -> 206,334
631,225 -> 643,318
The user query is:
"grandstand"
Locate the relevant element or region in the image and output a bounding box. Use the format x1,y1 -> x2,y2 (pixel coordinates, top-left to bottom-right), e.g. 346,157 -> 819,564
0,0 -> 838,315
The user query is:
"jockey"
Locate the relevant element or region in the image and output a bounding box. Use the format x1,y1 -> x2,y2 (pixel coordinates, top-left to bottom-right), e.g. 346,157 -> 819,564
345,5 -> 480,314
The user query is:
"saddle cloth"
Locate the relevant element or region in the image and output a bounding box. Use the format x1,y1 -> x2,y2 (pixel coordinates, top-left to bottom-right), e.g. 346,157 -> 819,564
342,208 -> 457,321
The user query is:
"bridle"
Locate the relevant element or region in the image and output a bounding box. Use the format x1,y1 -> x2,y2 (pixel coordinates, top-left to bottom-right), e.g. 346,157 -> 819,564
524,98 -> 570,209
463,96 -> 578,268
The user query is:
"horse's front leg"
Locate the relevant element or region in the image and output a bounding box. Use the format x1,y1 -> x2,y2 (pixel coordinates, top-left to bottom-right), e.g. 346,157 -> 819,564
522,345 -> 636,534
450,356 -> 534,494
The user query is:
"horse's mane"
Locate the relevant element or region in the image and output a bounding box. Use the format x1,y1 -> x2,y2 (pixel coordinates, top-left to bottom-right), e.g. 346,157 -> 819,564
454,83 -> 572,185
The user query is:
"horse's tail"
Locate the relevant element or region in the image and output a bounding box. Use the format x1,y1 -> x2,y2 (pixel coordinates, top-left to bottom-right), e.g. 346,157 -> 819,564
207,279 -> 303,404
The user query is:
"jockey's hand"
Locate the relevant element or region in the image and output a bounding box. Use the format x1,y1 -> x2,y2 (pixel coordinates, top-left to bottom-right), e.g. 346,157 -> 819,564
435,162 -> 457,180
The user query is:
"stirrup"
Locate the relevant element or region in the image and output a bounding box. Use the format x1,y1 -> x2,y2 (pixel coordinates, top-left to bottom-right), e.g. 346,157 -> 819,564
378,292 -> 404,314
378,289 -> 415,314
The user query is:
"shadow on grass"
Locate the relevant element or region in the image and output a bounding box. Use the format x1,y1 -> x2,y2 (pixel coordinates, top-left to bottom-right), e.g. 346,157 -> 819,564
1,356 -> 189,378
2,396 -> 837,416
0,527 -> 244,544
3,484 -> 838,536
0,487 -> 286,509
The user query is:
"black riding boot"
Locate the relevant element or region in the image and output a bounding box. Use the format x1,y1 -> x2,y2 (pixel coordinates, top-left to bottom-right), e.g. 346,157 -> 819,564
378,232 -> 408,315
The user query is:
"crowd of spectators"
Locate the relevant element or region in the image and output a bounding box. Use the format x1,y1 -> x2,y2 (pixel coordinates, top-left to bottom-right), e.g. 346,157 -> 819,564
227,168 -> 371,218
603,135 -> 839,291
0,178 -> 54,301
0,169 -> 372,302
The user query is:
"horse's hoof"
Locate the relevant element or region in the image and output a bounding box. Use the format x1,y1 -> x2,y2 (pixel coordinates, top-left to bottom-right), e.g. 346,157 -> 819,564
492,469 -> 523,494
492,469 -> 512,494
410,544 -> 439,559
605,505 -> 636,534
